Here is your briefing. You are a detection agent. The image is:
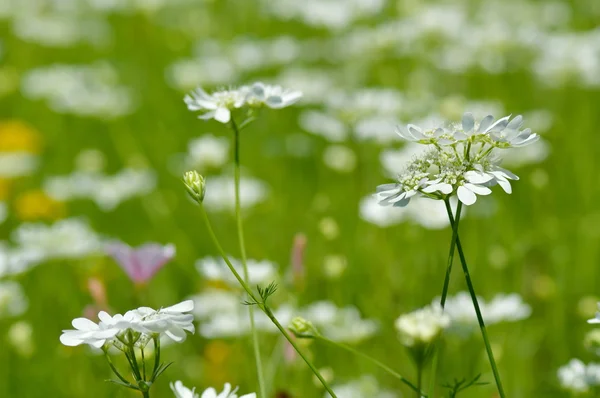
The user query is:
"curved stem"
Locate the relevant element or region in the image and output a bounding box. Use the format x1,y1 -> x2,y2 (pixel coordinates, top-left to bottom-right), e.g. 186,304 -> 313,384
104,349 -> 137,389
230,118 -> 267,398
445,204 -> 506,398
197,204 -> 338,397
315,335 -> 425,397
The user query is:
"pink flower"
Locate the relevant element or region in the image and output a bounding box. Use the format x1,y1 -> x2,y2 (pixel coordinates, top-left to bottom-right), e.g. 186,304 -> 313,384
105,241 -> 175,284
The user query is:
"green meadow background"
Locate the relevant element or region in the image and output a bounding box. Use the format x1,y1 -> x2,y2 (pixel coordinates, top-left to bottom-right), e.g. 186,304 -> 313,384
1,0 -> 599,397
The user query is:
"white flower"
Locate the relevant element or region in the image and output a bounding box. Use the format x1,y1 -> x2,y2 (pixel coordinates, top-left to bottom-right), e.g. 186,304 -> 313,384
456,170 -> 493,205
196,256 -> 278,287
558,359 -> 600,392
59,316 -> 122,349
302,301 -> 378,344
132,300 -> 195,343
0,281 -> 28,318
60,300 -> 195,348
247,82 -> 302,109
185,134 -> 229,170
0,153 -> 39,178
202,175 -> 268,212
184,87 -> 248,123
199,383 -> 256,398
171,381 -> 199,398
328,375 -> 397,398
395,304 -> 450,347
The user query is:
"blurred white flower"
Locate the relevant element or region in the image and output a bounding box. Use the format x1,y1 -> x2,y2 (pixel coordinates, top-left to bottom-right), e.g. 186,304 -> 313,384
44,168 -> 157,211
185,134 -> 229,170
322,145 -> 356,173
302,301 -> 378,344
439,292 -> 531,336
12,218 -> 102,265
300,110 -> 347,142
0,281 -> 28,318
196,256 -> 278,287
395,304 -> 450,347
328,375 -> 397,398
59,315 -> 122,348
203,175 -> 268,212
558,359 -> 600,393
0,152 -> 39,178
21,62 -> 134,118
247,82 -> 302,109
189,289 -> 241,320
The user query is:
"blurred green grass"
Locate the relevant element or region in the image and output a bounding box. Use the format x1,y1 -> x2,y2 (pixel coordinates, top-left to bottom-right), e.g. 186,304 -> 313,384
1,1 -> 600,397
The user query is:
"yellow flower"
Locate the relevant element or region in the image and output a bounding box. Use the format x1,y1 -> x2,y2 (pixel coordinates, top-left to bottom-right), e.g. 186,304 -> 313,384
0,120 -> 42,154
14,190 -> 65,221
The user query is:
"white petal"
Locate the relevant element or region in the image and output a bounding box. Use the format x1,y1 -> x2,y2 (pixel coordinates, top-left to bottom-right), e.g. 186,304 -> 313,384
72,318 -> 98,331
164,300 -> 194,313
462,112 -> 474,133
457,186 -> 477,205
477,115 -> 494,133
464,183 -> 491,195
464,171 -> 493,184
60,332 -> 84,346
214,108 -> 231,124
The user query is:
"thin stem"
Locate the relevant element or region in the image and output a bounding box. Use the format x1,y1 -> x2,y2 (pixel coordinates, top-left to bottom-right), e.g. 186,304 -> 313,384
141,391 -> 150,398
440,199 -> 462,308
416,364 -> 423,398
230,118 -> 266,398
151,336 -> 160,381
141,347 -> 146,381
104,350 -> 137,389
445,205 -> 506,398
197,204 -> 338,397
315,335 -> 424,397
427,349 -> 438,398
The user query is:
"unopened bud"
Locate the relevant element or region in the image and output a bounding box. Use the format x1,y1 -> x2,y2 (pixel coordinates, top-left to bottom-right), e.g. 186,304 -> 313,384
288,316 -> 319,338
183,170 -> 205,204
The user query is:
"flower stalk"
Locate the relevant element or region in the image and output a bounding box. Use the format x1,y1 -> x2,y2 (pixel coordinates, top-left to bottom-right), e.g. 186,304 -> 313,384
230,117 -> 267,398
445,202 -> 506,398
195,202 -> 338,398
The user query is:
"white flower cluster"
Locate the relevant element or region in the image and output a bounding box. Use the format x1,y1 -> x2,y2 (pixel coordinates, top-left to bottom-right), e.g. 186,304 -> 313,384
377,113 -> 538,207
0,281 -> 28,318
171,380 -> 256,398
201,175 -> 269,212
44,168 -> 156,211
191,290 -> 378,344
394,304 -> 450,347
436,292 -> 531,336
184,82 -> 302,124
558,359 -> 600,393
21,62 -> 134,118
60,300 -> 194,349
0,152 -> 39,178
0,218 -> 103,278
327,374 -> 397,398
196,256 -> 278,287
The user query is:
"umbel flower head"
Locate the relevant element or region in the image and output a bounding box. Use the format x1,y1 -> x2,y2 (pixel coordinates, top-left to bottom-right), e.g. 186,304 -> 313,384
184,82 -> 302,124
377,113 -> 538,207
171,380 -> 256,398
394,304 -> 450,347
59,300 -> 195,349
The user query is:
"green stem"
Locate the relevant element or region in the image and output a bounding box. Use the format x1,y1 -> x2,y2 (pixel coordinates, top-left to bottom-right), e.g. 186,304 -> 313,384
104,349 -> 137,390
427,349 -> 438,398
151,336 -> 160,381
230,118 -> 267,398
445,203 -> 506,398
141,391 -> 150,398
416,364 -> 423,398
440,199 -> 462,308
197,204 -> 338,397
315,335 -> 424,397
141,347 -> 146,381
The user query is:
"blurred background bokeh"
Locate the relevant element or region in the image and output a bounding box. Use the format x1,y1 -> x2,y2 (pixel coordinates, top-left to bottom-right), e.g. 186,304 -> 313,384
1,0 -> 600,396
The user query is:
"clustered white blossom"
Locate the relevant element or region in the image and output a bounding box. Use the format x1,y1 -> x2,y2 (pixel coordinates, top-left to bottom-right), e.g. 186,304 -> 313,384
394,304 -> 450,347
377,113 -> 538,207
184,82 -> 302,123
171,380 -> 256,398
60,300 -> 195,349
558,359 -> 600,393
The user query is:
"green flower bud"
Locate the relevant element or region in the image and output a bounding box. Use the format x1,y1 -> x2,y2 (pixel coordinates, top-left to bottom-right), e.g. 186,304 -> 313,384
288,316 -> 319,338
183,170 -> 206,204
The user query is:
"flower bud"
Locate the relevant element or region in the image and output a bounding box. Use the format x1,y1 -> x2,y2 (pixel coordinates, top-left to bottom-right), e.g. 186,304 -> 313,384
288,316 -> 319,338
183,170 -> 205,204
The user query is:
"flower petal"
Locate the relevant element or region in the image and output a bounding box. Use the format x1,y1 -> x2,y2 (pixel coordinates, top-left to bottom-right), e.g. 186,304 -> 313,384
457,186 -> 477,205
